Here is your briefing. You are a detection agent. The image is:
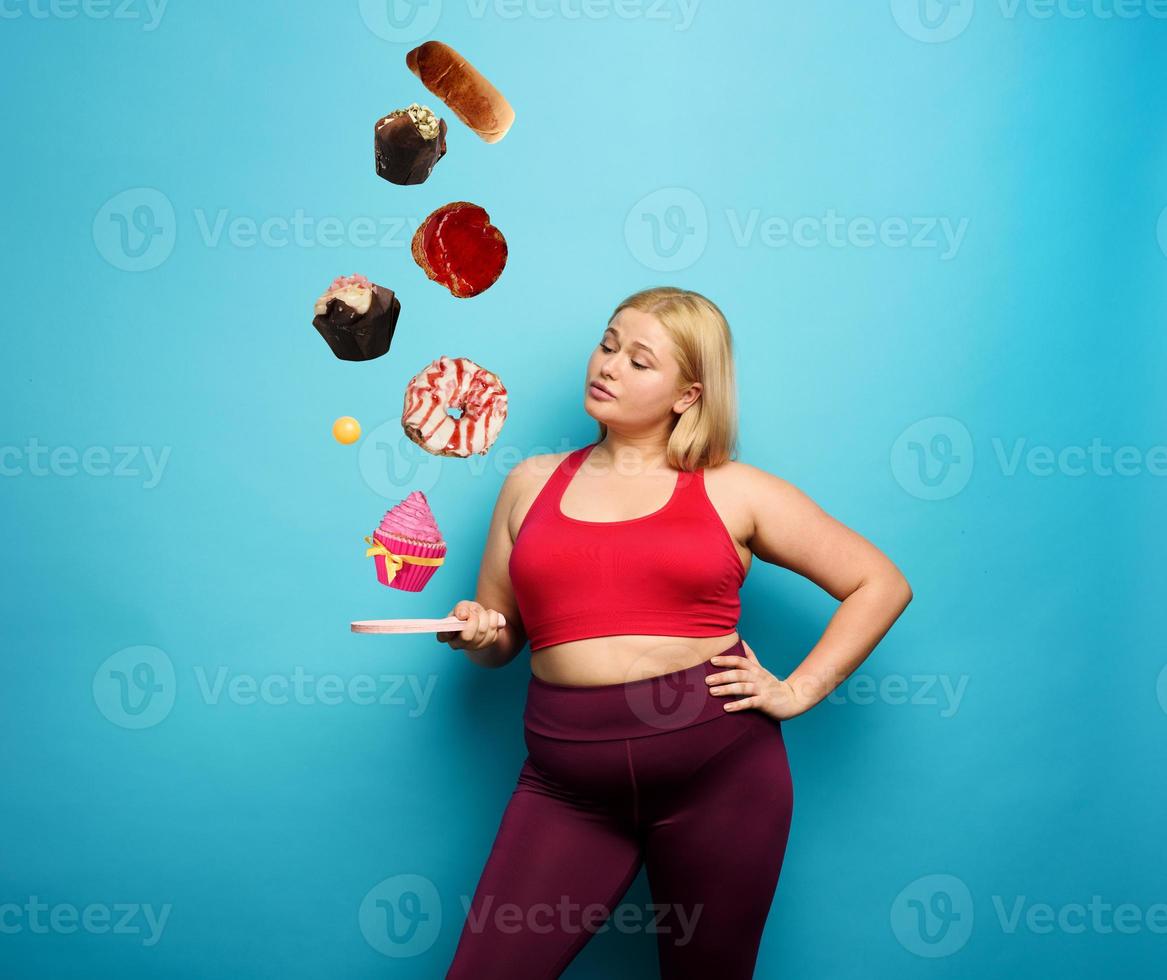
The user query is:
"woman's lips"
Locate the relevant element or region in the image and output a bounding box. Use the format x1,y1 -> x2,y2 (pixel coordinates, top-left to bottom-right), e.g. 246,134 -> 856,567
588,382 -> 615,400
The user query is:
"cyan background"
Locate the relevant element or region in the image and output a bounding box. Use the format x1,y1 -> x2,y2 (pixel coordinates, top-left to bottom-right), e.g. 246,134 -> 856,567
2,0 -> 1165,976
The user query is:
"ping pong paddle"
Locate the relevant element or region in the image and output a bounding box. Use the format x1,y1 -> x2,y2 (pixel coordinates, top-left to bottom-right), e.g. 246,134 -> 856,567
351,614 -> 508,635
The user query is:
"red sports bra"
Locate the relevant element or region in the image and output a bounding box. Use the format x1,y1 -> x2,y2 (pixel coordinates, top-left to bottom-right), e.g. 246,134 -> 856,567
508,442 -> 747,651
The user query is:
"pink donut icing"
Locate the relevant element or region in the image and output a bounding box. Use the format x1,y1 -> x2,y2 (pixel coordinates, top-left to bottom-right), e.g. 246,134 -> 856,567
401,355 -> 508,458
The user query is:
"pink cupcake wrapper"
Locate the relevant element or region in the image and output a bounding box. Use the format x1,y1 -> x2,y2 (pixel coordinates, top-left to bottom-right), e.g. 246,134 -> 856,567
371,529 -> 447,592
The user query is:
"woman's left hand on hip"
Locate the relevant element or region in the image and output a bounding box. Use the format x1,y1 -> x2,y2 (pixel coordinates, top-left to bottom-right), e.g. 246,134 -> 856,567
706,639 -> 805,721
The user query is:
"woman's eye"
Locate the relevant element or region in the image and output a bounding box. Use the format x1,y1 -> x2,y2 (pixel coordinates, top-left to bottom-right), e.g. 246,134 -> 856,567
599,341 -> 647,370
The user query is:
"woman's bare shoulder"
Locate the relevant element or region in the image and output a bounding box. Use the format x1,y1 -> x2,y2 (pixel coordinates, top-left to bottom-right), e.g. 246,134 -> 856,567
703,459 -> 814,541
707,458 -> 802,494
705,457 -> 753,476
506,450 -> 572,488
703,458 -> 767,492
502,450 -> 573,540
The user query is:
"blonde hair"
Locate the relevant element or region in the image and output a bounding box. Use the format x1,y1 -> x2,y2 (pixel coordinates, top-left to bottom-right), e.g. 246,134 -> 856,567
596,286 -> 739,470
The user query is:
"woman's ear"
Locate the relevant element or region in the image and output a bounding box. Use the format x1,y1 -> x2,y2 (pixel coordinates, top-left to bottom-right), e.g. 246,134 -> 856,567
674,381 -> 702,413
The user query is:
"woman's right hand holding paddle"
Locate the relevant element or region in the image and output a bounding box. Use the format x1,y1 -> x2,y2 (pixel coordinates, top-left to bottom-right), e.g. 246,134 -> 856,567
436,600 -> 506,652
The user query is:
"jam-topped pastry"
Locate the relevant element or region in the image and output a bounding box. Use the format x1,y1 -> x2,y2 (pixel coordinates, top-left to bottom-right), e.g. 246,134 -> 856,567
411,202 -> 507,298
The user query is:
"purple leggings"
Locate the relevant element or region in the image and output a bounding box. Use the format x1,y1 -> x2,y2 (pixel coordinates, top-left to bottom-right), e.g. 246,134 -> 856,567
446,638 -> 794,978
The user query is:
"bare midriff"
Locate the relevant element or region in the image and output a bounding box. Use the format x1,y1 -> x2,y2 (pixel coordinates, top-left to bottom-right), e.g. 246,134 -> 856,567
529,630 -> 741,687
511,452 -> 752,687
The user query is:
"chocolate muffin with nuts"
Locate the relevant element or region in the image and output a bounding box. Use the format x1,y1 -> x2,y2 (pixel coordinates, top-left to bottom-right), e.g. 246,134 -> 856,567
374,103 -> 448,186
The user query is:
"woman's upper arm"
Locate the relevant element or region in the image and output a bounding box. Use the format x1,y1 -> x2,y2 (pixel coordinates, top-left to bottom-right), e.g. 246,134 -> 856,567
473,460 -> 529,645
740,464 -> 912,602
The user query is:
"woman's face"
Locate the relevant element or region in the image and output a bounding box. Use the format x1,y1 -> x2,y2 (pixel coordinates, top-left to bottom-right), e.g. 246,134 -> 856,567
584,307 -> 700,429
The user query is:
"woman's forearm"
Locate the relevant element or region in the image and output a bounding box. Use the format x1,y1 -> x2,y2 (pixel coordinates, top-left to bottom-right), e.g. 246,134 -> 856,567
784,575 -> 912,714
462,622 -> 525,669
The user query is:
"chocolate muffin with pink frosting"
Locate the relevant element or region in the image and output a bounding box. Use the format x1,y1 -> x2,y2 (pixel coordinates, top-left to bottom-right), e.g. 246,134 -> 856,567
312,272 -> 401,362
365,491 -> 447,591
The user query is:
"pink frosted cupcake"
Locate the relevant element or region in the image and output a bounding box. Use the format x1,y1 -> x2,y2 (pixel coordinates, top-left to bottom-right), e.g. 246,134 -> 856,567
365,491 -> 447,591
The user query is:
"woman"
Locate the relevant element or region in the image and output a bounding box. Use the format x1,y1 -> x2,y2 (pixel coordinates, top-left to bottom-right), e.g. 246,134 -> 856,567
438,286 -> 912,978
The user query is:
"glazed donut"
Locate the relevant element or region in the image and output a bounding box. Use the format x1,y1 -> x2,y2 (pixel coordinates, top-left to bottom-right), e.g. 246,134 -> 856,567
401,355 -> 508,458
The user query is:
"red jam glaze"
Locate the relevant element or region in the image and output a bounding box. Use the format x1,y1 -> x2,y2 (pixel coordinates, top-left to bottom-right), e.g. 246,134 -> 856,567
419,203 -> 507,298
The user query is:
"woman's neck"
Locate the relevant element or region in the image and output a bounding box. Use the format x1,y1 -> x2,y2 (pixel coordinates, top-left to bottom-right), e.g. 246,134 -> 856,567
592,434 -> 671,474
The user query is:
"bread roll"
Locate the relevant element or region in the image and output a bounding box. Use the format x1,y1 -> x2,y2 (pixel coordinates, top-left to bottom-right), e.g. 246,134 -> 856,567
405,41 -> 515,144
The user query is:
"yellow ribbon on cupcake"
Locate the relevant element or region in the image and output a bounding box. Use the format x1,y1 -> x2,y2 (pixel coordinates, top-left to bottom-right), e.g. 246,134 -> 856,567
364,536 -> 446,584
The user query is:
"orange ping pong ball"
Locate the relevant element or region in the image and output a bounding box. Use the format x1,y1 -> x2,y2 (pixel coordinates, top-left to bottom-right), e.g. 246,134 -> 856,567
332,416 -> 361,445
